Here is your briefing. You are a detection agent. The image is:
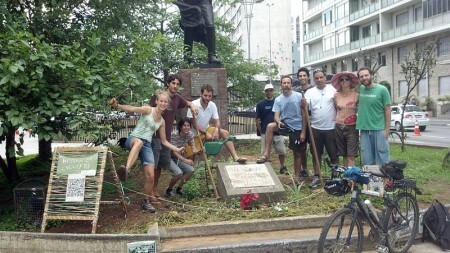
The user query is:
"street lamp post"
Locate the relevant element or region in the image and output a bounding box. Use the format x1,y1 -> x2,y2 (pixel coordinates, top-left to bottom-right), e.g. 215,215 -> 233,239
242,0 -> 264,60
267,2 -> 274,82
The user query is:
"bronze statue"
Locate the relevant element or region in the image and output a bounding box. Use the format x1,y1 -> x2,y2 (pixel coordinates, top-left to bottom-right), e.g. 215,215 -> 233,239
174,0 -> 220,65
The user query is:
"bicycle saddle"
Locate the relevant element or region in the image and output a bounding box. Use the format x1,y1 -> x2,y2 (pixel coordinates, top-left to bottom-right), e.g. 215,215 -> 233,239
381,160 -> 407,180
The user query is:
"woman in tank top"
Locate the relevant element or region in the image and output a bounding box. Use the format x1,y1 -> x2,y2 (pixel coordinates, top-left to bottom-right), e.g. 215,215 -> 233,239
331,72 -> 360,167
109,90 -> 183,213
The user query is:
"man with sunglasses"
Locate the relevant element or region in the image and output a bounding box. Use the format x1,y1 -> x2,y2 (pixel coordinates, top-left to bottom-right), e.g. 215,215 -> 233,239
304,69 -> 338,188
255,83 -> 287,174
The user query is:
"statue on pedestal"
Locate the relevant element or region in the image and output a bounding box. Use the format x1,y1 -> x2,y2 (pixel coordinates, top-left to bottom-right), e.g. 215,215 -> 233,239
174,0 -> 221,65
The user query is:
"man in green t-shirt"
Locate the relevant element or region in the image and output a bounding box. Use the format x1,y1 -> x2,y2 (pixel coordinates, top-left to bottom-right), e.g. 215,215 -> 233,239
356,67 -> 391,166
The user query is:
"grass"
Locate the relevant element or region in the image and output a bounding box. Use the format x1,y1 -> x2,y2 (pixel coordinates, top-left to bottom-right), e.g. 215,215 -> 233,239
1,140 -> 449,231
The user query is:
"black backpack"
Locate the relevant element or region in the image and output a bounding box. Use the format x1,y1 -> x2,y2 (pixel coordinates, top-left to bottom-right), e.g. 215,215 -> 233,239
422,199 -> 450,250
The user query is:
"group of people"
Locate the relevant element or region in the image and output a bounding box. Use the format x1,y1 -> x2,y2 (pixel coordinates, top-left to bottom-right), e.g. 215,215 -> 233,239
109,74 -> 246,213
255,67 -> 391,189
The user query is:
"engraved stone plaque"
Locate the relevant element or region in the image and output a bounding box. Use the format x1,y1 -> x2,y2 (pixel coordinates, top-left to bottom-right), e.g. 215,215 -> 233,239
190,72 -> 218,96
216,162 -> 285,202
227,164 -> 275,188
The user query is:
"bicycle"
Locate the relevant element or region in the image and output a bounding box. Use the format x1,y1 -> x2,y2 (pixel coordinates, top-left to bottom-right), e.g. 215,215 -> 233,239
389,131 -> 405,146
443,151 -> 450,169
318,161 -> 420,253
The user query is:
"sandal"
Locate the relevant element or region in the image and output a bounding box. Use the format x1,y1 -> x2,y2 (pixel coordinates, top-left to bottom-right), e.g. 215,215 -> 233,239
256,156 -> 268,164
235,157 -> 247,164
149,196 -> 161,204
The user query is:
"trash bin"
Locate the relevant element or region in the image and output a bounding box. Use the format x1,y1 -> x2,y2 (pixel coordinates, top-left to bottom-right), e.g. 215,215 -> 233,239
13,180 -> 47,226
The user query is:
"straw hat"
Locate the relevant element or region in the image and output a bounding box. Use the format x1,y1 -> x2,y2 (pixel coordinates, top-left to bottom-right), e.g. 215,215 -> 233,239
331,72 -> 359,92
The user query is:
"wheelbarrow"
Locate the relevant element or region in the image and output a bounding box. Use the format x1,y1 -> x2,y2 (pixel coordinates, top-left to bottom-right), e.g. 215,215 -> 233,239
203,135 -> 236,156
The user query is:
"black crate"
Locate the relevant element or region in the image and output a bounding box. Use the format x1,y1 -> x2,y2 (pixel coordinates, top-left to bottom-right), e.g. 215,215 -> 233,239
13,180 -> 47,226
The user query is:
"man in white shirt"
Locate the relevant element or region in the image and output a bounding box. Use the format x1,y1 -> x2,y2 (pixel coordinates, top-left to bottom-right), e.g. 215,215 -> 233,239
304,69 -> 338,188
187,84 -> 247,163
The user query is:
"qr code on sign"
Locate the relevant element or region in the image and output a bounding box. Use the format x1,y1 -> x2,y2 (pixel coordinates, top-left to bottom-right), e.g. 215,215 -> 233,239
66,174 -> 86,202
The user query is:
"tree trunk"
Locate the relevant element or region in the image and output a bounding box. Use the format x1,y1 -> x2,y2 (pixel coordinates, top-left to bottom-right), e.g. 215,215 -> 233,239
38,139 -> 52,161
0,129 -> 21,182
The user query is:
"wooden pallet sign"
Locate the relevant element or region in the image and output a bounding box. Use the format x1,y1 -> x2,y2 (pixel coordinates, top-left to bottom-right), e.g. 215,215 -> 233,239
40,146 -> 126,234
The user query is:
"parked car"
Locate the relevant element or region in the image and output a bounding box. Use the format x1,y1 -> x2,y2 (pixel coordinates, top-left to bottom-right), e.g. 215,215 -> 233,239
390,105 -> 430,131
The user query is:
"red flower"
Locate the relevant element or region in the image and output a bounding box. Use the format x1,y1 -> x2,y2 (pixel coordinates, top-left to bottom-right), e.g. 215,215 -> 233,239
240,190 -> 260,210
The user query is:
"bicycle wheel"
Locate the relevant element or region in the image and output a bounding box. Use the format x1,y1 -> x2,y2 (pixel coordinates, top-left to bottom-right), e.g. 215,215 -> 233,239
443,151 -> 450,170
318,208 -> 364,253
383,192 -> 419,253
389,132 -> 404,146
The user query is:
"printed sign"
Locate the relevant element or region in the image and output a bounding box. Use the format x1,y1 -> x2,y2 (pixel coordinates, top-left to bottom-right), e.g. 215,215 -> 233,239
57,152 -> 98,176
65,174 -> 86,202
226,164 -> 275,188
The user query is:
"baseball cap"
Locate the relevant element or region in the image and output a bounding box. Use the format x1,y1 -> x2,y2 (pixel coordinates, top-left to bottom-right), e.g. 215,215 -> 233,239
264,83 -> 274,91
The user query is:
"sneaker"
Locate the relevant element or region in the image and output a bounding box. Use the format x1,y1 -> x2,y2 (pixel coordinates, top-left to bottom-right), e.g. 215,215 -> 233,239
279,166 -> 288,175
141,199 -> 156,213
165,188 -> 176,197
117,165 -> 128,182
176,187 -> 185,196
300,170 -> 309,178
309,175 -> 321,188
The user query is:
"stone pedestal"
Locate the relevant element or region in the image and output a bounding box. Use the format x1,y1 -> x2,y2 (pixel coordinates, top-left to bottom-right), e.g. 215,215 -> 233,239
216,162 -> 286,202
178,68 -> 228,130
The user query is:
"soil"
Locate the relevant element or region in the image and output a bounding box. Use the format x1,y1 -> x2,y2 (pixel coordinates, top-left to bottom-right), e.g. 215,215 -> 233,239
7,147 -> 450,234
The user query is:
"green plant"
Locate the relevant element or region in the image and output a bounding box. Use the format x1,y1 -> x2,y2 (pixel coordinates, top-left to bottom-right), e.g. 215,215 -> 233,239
183,175 -> 203,200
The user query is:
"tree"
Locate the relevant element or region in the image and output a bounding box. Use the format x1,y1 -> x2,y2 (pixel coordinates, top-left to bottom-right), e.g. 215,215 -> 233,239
353,49 -> 382,80
398,40 -> 438,151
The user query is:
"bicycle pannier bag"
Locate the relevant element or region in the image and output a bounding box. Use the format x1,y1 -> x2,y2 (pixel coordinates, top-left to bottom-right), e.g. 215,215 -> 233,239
422,199 -> 450,250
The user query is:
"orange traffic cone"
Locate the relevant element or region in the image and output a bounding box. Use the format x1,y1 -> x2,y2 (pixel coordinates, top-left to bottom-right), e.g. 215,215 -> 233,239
414,119 -> 421,136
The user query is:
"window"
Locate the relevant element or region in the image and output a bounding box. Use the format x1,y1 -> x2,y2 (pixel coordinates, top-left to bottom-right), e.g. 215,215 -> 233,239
341,60 -> 348,71
396,12 -> 409,27
415,6 -> 423,21
398,46 -> 408,63
439,75 -> 450,95
323,35 -> 335,51
418,77 -> 428,96
350,27 -> 359,42
362,25 -> 371,38
378,52 -> 386,66
399,80 -> 408,97
332,62 -> 337,74
322,65 -> 328,73
336,3 -> 349,20
416,41 -> 426,59
423,0 -> 450,18
438,36 -> 450,56
352,59 -> 358,72
364,57 -> 372,69
323,10 -> 333,26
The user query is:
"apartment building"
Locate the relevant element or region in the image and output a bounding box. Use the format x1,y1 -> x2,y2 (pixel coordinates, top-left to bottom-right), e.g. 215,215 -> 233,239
213,0 -> 293,78
302,0 -> 450,116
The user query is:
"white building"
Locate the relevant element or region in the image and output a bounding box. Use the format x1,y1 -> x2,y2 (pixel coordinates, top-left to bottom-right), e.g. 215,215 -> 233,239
214,0 -> 293,78
301,0 -> 450,116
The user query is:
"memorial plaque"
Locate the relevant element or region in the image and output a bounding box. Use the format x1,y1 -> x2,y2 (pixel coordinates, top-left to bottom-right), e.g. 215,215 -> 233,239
227,164 -> 276,188
216,162 -> 285,202
190,72 -> 218,96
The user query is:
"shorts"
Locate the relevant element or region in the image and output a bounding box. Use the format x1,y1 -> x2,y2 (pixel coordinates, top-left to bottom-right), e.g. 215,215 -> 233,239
168,158 -> 195,176
310,128 -> 338,162
151,137 -> 171,169
335,124 -> 359,157
260,134 -> 286,155
125,136 -> 155,166
360,130 -> 390,166
288,130 -> 304,152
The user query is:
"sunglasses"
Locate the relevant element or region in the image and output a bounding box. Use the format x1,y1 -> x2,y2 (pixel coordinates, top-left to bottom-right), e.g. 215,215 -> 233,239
339,77 -> 351,82
265,89 -> 274,92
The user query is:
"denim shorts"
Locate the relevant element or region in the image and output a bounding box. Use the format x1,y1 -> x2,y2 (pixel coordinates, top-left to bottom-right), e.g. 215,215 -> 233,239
125,136 -> 155,166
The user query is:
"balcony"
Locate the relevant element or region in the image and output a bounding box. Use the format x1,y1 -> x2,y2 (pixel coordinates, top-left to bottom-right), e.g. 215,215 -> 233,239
304,48 -> 335,64
382,22 -> 424,41
349,34 -> 380,50
303,0 -> 332,21
335,16 -> 350,29
304,28 -> 324,42
381,0 -> 406,8
350,4 -> 379,22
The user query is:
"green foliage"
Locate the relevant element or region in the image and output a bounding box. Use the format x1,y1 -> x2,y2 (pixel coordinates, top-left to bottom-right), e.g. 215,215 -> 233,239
183,173 -> 204,200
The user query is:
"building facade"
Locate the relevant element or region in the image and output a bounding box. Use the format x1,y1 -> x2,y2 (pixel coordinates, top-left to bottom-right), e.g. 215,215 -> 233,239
301,0 -> 450,116
213,0 -> 293,78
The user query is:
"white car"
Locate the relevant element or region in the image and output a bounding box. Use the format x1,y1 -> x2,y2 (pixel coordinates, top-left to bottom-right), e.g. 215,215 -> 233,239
390,105 -> 430,132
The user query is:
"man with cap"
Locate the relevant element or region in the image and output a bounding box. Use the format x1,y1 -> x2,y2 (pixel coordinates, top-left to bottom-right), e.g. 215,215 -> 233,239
257,76 -> 306,185
331,71 -> 359,167
255,83 -> 287,174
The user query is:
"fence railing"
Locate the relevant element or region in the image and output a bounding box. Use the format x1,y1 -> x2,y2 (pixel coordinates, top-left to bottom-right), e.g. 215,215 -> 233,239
56,115 -> 257,143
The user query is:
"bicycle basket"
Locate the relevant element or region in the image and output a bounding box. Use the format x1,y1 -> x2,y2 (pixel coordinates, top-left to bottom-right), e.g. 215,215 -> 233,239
324,178 -> 350,196
343,166 -> 370,185
380,160 -> 406,180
